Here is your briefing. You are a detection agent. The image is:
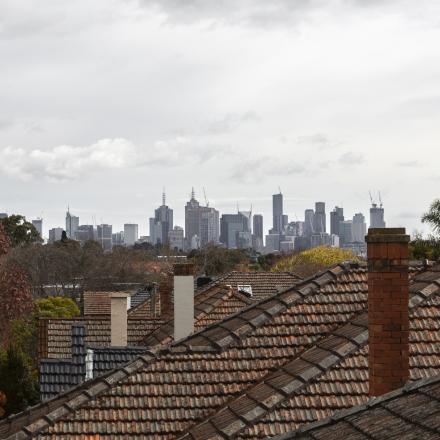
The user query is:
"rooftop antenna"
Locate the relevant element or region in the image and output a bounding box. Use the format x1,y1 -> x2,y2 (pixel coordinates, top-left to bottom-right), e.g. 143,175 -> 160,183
162,187 -> 166,206
191,187 -> 195,200
278,186 -> 282,194
203,187 -> 209,207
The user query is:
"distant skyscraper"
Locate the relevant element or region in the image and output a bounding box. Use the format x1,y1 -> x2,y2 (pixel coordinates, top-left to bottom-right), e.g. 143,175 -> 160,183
32,218 -> 43,237
75,225 -> 95,245
370,202 -> 385,228
330,206 -> 344,236
97,224 -> 112,251
65,208 -> 79,239
220,212 -> 251,249
304,209 -> 315,237
169,226 -> 184,251
124,224 -> 138,246
314,202 -> 326,233
352,213 -> 367,242
112,231 -> 124,247
150,191 -> 173,245
48,227 -> 63,244
0,213 -> 7,219
339,220 -> 353,246
253,214 -> 263,240
272,192 -> 284,233
185,188 -> 219,249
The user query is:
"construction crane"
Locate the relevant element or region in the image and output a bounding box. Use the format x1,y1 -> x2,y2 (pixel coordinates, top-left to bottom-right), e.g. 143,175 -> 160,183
278,186 -> 282,194
203,187 -> 209,207
369,191 -> 375,206
378,191 -> 383,208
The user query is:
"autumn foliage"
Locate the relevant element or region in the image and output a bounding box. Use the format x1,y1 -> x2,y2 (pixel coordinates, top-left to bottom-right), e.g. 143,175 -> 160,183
0,224 -> 34,348
271,246 -> 359,278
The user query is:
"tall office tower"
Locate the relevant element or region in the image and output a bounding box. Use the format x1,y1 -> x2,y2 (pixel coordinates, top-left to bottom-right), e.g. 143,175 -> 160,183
330,206 -> 344,236
112,231 -> 124,247
150,191 -> 173,245
352,213 -> 367,242
285,221 -> 304,237
75,225 -> 95,245
168,226 -> 184,251
304,209 -> 315,237
32,218 -> 43,237
253,214 -> 263,241
314,202 -> 326,233
97,224 -> 113,251
220,212 -> 252,249
124,224 -> 139,246
370,202 -> 386,228
200,206 -> 220,246
185,188 -> 219,249
339,220 -> 353,246
48,227 -> 63,244
272,192 -> 284,233
65,208 -> 79,239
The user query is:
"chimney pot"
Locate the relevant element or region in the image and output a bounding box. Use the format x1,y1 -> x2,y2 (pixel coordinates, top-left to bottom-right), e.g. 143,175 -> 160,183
366,227 -> 410,397
110,292 -> 130,346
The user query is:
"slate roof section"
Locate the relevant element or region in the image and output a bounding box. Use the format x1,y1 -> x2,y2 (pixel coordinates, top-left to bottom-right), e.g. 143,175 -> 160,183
272,373 -> 440,440
4,263 -> 440,439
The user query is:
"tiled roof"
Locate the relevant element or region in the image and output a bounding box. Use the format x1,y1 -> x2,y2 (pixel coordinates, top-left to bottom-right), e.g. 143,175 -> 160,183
4,263 -> 440,440
273,373 -> 440,439
39,317 -> 163,359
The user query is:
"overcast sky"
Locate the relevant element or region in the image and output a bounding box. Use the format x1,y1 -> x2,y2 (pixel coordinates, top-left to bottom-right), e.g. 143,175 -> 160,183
1,0 -> 440,238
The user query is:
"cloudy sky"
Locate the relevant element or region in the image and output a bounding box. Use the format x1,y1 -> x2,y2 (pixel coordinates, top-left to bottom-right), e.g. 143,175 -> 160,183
1,0 -> 440,237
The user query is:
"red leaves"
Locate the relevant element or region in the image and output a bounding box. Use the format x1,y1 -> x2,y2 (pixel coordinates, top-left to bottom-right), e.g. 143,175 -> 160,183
0,223 -> 11,256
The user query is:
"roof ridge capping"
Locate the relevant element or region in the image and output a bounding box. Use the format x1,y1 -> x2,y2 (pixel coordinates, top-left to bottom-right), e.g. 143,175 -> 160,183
271,372 -> 440,440
168,263 -> 350,353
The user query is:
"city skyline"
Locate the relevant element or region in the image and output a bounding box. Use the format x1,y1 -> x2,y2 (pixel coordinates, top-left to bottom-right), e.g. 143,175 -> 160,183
6,188 -> 394,242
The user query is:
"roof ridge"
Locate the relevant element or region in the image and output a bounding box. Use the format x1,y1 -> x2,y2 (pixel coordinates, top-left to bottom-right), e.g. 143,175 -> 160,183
177,311 -> 370,439
271,372 -> 440,440
142,284 -> 233,346
175,265 -> 440,440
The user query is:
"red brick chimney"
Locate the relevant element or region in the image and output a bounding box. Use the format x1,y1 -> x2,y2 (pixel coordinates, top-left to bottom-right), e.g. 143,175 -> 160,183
366,227 -> 410,396
159,275 -> 173,319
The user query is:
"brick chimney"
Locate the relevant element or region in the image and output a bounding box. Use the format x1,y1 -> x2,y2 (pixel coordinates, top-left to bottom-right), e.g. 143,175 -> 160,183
159,276 -> 173,319
366,227 -> 410,396
174,263 -> 194,341
109,292 -> 130,346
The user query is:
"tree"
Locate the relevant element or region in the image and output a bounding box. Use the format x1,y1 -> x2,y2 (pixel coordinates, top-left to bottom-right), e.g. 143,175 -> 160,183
422,199 -> 440,235
0,345 -> 39,417
0,215 -> 41,247
36,297 -> 80,318
0,265 -> 34,348
189,245 -> 250,276
272,246 -> 358,278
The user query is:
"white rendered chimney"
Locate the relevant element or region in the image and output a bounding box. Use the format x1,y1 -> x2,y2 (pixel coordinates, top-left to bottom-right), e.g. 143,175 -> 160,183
173,264 -> 194,341
110,292 -> 129,346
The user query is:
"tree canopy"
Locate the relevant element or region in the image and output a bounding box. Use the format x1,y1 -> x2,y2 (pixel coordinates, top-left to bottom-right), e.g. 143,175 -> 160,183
422,199 -> 440,235
271,246 -> 358,278
36,296 -> 80,318
0,215 -> 41,247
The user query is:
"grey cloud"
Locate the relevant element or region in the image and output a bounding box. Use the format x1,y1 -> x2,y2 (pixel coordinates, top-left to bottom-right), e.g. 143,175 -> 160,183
397,160 -> 423,168
338,151 -> 364,165
0,137 -> 233,182
296,133 -> 342,150
203,112 -> 260,135
230,156 -> 305,183
139,0 -> 322,27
